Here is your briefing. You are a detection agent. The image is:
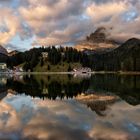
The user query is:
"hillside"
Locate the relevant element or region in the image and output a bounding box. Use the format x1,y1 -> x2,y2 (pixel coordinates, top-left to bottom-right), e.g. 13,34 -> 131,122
0,45 -> 8,55
34,61 -> 82,72
0,45 -> 9,63
0,53 -> 8,63
8,50 -> 19,56
13,47 -> 85,72
89,38 -> 140,71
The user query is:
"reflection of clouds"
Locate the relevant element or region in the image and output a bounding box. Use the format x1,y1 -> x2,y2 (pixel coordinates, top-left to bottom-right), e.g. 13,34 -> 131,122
0,95 -> 94,140
23,119 -> 92,140
0,101 -> 21,140
23,99 -> 94,140
4,94 -> 37,112
89,101 -> 140,140
0,94 -> 140,139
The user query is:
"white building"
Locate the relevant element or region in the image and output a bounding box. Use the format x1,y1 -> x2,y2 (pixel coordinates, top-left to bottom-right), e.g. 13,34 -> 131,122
42,52 -> 48,58
73,67 -> 91,73
0,63 -> 7,71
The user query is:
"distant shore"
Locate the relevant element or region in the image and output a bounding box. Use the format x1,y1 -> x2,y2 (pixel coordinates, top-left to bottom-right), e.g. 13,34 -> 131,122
1,71 -> 140,75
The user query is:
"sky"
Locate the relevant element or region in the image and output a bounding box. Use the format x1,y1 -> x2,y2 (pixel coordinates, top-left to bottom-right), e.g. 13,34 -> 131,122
0,0 -> 140,51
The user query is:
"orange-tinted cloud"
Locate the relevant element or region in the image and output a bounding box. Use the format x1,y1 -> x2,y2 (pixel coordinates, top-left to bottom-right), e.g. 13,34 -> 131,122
0,0 -> 140,48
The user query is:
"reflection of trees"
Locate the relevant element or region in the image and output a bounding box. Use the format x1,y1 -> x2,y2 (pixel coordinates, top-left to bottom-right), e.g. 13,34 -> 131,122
43,79 -> 90,100
3,74 -> 140,106
6,75 -> 90,100
89,74 -> 140,105
7,75 -> 44,98
47,82 -> 62,100
0,77 -> 8,99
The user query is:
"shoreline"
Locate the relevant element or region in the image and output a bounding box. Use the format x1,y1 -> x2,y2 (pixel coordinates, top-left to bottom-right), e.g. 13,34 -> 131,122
0,71 -> 140,75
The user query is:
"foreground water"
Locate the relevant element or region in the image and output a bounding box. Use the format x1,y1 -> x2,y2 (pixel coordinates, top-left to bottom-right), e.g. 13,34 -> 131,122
0,74 -> 140,140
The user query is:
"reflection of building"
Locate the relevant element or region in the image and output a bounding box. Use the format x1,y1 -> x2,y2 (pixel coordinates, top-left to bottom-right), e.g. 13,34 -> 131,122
0,63 -> 7,71
73,67 -> 91,73
13,67 -> 23,72
42,88 -> 48,94
73,73 -> 91,79
0,77 -> 8,100
0,78 -> 7,85
13,75 -> 23,81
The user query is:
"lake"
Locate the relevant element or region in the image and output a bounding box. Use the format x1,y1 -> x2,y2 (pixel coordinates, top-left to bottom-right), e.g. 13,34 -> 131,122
0,73 -> 140,140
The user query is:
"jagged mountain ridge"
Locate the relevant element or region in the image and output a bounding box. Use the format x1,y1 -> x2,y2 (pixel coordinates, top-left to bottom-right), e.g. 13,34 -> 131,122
86,27 -> 113,43
75,27 -> 118,52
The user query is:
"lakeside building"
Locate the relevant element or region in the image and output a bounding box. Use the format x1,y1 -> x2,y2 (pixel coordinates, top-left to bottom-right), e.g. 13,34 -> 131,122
42,52 -> 48,58
0,63 -> 7,71
73,67 -> 91,73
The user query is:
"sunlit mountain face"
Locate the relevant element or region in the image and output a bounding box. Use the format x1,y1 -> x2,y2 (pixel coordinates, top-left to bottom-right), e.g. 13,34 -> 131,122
0,0 -> 140,51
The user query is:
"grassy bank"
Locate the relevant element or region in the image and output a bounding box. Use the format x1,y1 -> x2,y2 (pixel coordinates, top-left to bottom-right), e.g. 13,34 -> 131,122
34,61 -> 82,72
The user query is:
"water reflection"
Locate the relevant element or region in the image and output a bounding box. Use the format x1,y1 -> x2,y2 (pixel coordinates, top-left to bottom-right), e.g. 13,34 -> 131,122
76,94 -> 120,116
89,74 -> 140,105
6,74 -> 90,100
1,74 -> 139,105
0,93 -> 140,140
0,74 -> 140,139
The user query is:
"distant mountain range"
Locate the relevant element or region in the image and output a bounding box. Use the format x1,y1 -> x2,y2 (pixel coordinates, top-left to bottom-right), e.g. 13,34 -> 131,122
0,27 -> 139,72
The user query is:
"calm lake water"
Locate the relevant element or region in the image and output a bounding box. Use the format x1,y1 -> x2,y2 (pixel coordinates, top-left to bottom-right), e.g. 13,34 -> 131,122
0,74 -> 140,140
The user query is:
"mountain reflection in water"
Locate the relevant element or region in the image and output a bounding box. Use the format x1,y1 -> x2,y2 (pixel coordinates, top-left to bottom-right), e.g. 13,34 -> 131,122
0,74 -> 140,140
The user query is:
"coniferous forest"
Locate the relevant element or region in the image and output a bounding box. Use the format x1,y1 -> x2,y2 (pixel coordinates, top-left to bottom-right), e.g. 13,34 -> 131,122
0,38 -> 139,72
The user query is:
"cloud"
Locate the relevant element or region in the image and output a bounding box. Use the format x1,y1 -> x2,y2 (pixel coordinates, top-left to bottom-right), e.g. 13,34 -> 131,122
19,0 -> 90,46
4,43 -> 24,52
0,0 -> 12,3
0,8 -> 20,45
86,1 -> 127,23
0,102 -> 21,133
0,0 -> 140,48
86,0 -> 140,42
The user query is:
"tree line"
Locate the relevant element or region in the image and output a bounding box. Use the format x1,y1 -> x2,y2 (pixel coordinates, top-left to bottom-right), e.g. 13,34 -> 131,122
2,38 -> 140,72
6,46 -> 89,71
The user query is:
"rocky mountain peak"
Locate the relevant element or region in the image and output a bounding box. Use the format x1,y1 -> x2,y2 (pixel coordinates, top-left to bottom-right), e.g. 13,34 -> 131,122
75,27 -> 118,52
86,27 -> 113,44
